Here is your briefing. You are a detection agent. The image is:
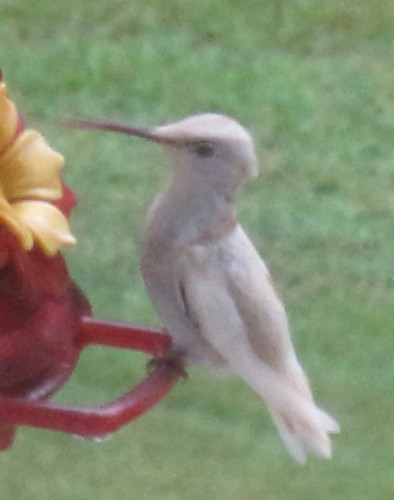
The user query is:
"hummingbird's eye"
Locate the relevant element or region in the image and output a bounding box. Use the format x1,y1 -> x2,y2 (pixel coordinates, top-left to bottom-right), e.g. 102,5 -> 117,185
190,141 -> 216,158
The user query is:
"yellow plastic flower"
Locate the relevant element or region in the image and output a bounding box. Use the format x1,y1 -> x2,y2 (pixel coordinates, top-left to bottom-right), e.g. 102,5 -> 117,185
0,82 -> 18,154
0,81 -> 76,256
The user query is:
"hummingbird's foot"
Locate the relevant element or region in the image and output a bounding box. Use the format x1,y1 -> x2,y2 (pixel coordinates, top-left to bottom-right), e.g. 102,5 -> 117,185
147,350 -> 188,380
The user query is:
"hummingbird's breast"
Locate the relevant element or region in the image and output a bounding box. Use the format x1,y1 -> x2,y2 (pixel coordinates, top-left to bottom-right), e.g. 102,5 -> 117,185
140,199 -> 230,368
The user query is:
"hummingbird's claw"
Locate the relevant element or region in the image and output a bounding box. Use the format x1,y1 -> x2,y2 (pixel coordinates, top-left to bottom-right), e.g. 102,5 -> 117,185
147,350 -> 188,380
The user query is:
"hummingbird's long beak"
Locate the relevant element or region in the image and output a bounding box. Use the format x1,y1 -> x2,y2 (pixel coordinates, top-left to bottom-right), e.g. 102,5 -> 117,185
64,118 -> 163,143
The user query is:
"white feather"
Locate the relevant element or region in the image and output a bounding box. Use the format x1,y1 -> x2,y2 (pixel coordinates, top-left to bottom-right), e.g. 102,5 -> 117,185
175,228 -> 339,462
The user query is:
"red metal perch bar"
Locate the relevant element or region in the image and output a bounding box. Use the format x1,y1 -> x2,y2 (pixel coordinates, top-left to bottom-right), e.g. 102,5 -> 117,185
0,71 -> 182,451
0,318 -> 177,446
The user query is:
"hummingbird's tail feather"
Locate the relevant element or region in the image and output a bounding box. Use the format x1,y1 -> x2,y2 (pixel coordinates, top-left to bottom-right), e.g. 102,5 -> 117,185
268,399 -> 340,464
231,355 -> 340,463
265,359 -> 340,463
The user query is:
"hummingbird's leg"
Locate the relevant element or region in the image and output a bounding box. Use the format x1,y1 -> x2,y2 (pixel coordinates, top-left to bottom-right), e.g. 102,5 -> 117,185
147,349 -> 188,380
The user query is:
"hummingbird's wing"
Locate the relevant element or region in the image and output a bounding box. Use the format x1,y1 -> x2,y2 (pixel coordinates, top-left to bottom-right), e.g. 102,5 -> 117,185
175,226 -> 339,463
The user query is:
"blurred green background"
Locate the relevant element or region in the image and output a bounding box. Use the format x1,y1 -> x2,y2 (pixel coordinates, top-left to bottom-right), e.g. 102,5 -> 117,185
1,0 -> 393,498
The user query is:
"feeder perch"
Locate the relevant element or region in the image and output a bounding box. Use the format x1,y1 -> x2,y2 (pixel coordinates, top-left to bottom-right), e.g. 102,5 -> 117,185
0,70 -> 181,451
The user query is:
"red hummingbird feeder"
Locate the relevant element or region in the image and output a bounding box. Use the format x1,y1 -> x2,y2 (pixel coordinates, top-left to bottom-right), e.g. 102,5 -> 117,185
0,70 -> 181,451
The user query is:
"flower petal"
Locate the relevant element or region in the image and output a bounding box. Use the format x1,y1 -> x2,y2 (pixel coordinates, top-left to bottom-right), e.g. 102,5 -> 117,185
12,200 -> 76,256
0,197 -> 33,251
0,83 -> 18,154
0,130 -> 64,201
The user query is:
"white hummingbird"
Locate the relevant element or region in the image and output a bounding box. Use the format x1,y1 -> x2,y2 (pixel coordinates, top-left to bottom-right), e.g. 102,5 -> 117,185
68,113 -> 339,463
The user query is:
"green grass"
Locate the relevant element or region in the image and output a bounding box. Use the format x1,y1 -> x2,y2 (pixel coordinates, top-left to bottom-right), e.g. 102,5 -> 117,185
1,0 -> 394,498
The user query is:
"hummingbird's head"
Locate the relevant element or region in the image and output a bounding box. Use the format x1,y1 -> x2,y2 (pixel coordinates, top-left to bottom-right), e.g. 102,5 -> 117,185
151,114 -> 259,186
66,113 -> 259,190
